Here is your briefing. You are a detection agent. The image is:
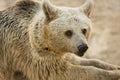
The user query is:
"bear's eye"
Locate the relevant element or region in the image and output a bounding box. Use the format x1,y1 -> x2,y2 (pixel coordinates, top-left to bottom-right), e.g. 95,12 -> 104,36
65,30 -> 73,38
82,29 -> 87,35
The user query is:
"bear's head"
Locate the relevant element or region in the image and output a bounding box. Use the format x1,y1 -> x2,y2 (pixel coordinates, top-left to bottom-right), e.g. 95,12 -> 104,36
29,0 -> 94,57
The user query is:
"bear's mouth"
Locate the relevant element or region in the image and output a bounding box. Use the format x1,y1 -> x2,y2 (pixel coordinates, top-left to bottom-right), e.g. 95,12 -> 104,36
76,51 -> 86,57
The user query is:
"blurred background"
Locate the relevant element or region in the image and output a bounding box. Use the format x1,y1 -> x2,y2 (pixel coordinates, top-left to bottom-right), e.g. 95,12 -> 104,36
0,0 -> 120,65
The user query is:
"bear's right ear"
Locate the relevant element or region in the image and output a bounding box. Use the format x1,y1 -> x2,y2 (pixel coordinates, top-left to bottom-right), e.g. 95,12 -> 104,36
80,0 -> 94,17
42,0 -> 58,22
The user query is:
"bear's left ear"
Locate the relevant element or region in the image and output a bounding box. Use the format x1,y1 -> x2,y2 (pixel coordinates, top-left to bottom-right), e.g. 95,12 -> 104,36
42,0 -> 58,22
80,0 -> 94,17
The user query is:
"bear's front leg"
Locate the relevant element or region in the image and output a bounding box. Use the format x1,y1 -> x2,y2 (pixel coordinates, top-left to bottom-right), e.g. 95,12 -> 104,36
66,65 -> 120,80
64,53 -> 120,70
66,66 -> 120,80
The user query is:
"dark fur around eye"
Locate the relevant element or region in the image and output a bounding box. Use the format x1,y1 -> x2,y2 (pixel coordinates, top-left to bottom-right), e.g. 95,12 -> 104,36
65,30 -> 73,38
82,29 -> 87,35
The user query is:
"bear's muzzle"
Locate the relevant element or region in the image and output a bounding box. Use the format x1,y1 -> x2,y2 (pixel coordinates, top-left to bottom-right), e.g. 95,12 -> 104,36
77,43 -> 88,56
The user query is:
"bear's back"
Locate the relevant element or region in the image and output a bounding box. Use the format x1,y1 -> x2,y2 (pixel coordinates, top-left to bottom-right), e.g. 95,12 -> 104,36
0,0 -> 41,48
0,0 -> 41,73
0,0 -> 40,30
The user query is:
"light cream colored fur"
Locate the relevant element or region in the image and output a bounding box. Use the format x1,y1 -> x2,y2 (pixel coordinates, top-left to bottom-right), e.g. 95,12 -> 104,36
64,53 -> 120,70
0,0 -> 120,80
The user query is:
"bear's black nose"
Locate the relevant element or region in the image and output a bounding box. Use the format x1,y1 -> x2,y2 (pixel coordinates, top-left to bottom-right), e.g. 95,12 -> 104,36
77,44 -> 88,56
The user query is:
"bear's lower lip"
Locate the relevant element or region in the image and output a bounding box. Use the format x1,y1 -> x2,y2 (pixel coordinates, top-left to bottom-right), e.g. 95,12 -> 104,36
76,52 -> 85,57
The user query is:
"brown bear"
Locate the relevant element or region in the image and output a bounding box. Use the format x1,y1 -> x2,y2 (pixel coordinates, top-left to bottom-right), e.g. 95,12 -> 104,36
0,0 -> 120,80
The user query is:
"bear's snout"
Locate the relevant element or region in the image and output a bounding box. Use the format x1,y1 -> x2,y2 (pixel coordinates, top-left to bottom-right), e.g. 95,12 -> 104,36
77,44 -> 88,56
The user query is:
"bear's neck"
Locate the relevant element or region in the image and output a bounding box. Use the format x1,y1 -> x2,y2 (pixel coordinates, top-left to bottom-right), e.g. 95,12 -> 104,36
32,46 -> 65,57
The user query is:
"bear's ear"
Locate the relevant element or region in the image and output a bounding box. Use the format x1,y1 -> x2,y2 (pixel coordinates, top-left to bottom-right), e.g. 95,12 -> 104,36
42,0 -> 58,22
80,0 -> 94,17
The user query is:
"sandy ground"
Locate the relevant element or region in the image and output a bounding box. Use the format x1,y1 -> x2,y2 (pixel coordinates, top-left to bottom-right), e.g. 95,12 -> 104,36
0,0 -> 120,65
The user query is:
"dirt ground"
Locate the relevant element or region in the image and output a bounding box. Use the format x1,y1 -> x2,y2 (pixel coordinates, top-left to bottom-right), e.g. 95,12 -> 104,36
0,0 -> 120,65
